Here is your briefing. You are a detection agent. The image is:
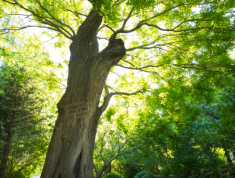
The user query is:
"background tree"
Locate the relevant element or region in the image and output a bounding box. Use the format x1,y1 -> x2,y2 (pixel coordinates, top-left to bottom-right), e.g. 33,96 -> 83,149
0,24 -> 65,178
1,0 -> 235,177
93,120 -> 142,178
93,55 -> 235,177
125,77 -> 235,177
0,65 -> 47,178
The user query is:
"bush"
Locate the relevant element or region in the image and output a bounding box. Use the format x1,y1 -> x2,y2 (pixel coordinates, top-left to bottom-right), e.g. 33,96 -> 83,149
134,171 -> 161,178
123,162 -> 142,178
103,172 -> 124,178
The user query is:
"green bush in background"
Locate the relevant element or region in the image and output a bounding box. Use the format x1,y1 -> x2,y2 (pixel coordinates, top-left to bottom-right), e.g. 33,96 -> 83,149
103,172 -> 124,178
134,171 -> 161,178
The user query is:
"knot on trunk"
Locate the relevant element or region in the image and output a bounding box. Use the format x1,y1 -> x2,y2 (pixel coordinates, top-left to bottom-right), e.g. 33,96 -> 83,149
90,35 -> 99,57
101,39 -> 126,63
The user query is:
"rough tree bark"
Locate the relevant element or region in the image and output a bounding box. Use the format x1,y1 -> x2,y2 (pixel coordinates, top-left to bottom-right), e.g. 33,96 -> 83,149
41,10 -> 125,178
0,127 -> 12,178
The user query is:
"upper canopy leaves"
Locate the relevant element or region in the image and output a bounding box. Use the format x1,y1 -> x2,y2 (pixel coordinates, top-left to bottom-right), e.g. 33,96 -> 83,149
2,0 -> 234,107
2,0 -> 234,40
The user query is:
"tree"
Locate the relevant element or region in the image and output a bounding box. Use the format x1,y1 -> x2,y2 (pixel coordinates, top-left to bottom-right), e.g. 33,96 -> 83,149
0,26 -> 65,178
128,73 -> 235,177
1,0 -> 234,177
0,65 -> 47,178
94,128 -> 140,178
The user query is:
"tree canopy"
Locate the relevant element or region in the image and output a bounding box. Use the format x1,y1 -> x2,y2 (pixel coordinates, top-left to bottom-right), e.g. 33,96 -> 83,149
1,0 -> 234,100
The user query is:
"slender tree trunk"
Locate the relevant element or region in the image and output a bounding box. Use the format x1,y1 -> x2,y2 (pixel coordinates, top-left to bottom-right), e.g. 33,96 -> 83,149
106,163 -> 111,174
95,162 -> 111,178
41,10 -> 125,178
0,127 -> 12,178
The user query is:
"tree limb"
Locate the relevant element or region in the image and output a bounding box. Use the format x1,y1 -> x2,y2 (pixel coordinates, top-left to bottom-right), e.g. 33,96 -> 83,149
115,3 -> 186,35
35,0 -> 76,36
115,64 -> 175,85
115,64 -> 164,70
93,162 -> 98,177
126,39 -> 202,51
121,6 -> 135,30
143,23 -> 235,33
2,0 -> 74,39
66,9 -> 87,17
104,83 -> 109,95
43,34 -> 61,43
99,89 -> 143,114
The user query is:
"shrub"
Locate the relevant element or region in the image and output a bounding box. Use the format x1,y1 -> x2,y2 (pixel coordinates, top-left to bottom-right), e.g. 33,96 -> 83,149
103,172 -> 124,178
123,162 -> 141,178
134,171 -> 161,178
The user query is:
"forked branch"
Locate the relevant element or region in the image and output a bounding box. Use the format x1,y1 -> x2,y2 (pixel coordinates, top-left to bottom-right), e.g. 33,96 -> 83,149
112,3 -> 186,36
99,89 -> 143,114
94,131 -> 143,178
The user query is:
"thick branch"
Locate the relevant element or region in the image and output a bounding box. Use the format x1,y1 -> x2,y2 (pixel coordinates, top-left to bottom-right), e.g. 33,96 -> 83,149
104,83 -> 110,95
75,10 -> 102,42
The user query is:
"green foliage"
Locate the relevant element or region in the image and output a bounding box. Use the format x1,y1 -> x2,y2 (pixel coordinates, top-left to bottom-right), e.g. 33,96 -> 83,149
104,107 -> 116,122
229,0 -> 235,7
0,65 -> 46,177
134,171 -> 160,178
11,172 -> 26,178
1,0 -> 235,177
103,172 -> 124,178
0,25 -> 65,177
123,162 -> 141,178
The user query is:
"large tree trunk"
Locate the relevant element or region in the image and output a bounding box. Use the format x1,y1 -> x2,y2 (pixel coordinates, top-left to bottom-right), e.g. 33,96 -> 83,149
41,10 -> 125,178
0,127 -> 12,178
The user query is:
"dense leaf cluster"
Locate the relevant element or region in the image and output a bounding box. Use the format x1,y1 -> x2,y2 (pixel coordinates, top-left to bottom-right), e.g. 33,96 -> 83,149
0,25 -> 65,177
